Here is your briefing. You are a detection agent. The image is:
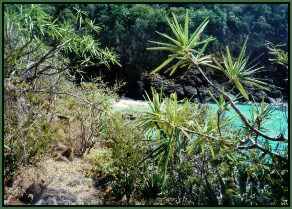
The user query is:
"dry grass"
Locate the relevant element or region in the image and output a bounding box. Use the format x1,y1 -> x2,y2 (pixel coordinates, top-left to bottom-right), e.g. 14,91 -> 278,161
6,156 -> 107,205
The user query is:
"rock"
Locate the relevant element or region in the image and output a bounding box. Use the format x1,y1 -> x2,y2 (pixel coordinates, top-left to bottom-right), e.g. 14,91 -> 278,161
66,176 -> 83,187
165,83 -> 184,97
94,175 -> 114,190
8,158 -> 105,205
35,188 -> 78,205
19,181 -> 46,204
183,86 -> 197,97
251,90 -> 268,102
269,89 -> 282,99
5,195 -> 24,205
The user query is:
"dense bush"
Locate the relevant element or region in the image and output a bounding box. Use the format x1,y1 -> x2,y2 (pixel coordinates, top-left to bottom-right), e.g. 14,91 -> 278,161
100,112 -> 147,203
4,3 -> 288,206
84,4 -> 288,69
138,91 -> 287,206
45,4 -> 288,99
4,4 -> 119,186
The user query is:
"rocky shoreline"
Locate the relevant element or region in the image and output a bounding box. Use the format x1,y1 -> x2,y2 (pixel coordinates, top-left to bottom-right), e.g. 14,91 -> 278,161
112,97 -> 288,114
116,69 -> 288,103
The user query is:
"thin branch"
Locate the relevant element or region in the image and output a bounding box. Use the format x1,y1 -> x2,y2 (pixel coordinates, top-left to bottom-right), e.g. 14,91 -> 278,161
194,62 -> 287,142
237,142 -> 287,160
23,89 -> 93,105
21,40 -> 71,82
5,38 -> 33,63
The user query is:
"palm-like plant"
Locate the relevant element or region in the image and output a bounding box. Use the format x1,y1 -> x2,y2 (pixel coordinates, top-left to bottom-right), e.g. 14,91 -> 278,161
209,91 -> 231,136
213,39 -> 269,100
148,11 -> 269,102
147,10 -> 286,154
249,99 -> 274,135
266,41 -> 288,68
147,11 -> 215,75
140,88 -> 195,185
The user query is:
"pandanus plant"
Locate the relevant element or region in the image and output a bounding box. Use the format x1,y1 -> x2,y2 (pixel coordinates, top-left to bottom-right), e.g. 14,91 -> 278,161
147,10 -> 215,75
140,88 -> 196,185
148,11 -> 269,100
146,10 -> 287,164
266,41 -> 288,68
213,38 -> 269,100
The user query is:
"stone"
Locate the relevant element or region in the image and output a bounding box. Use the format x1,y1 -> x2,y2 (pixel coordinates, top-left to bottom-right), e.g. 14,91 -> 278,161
269,89 -> 282,99
19,181 -> 46,204
35,188 -> 78,205
183,86 -> 197,97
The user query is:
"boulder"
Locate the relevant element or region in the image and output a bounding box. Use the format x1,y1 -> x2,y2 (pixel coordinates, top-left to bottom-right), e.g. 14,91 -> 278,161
183,86 -> 197,97
35,188 -> 78,205
19,181 -> 46,204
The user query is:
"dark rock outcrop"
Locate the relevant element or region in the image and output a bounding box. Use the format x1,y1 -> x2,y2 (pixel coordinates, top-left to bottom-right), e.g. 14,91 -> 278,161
19,181 -> 46,204
69,59 -> 288,103
19,182 -> 78,205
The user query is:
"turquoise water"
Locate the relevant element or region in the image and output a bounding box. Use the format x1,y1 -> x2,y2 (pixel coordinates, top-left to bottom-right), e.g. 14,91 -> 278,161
208,103 -> 288,155
114,100 -> 288,155
208,103 -> 288,138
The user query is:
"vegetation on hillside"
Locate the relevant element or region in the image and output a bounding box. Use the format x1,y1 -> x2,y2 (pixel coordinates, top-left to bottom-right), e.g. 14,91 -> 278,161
43,4 -> 288,100
3,4 -> 289,206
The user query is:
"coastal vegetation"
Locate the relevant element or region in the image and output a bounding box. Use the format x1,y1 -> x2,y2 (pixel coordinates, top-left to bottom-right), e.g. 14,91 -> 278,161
3,4 -> 288,206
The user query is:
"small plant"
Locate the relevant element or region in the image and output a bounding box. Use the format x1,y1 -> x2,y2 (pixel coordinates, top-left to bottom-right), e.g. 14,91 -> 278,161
84,148 -> 115,177
140,88 -> 198,185
141,172 -> 164,203
4,99 -> 56,183
266,41 -> 288,68
101,112 -> 147,202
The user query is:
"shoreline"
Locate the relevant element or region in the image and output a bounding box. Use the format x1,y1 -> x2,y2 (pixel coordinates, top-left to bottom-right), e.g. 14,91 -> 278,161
114,96 -> 288,107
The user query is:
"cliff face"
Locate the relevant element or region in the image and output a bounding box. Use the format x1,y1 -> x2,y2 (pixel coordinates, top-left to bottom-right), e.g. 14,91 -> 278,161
76,59 -> 288,103
59,4 -> 288,102
140,70 -> 287,103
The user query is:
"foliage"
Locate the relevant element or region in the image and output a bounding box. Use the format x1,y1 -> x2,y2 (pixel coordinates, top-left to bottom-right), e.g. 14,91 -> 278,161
137,89 -> 287,206
140,88 -> 199,185
144,10 -> 288,206
3,3 -> 288,207
84,148 -> 115,177
148,12 -> 270,101
68,86 -> 112,155
44,4 -> 287,98
4,4 -> 120,81
4,73 -> 118,184
81,4 -> 287,70
4,4 -> 121,184
213,38 -> 269,100
141,171 -> 164,202
266,41 -> 288,68
147,11 -> 215,75
101,112 -> 147,202
4,80 -> 55,183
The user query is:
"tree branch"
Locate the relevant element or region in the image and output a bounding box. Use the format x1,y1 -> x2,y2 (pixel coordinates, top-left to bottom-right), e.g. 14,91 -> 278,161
237,141 -> 287,160
193,62 -> 287,142
22,89 -> 93,105
21,40 -> 71,82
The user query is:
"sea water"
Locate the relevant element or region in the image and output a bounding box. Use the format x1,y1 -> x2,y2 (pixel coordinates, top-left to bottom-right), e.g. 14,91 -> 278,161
207,103 -> 288,156
113,99 -> 289,155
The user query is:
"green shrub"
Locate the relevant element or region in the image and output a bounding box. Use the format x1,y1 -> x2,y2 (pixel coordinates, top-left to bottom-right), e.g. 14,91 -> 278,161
141,172 -> 164,202
101,112 -> 147,202
84,148 -> 115,177
4,85 -> 56,183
